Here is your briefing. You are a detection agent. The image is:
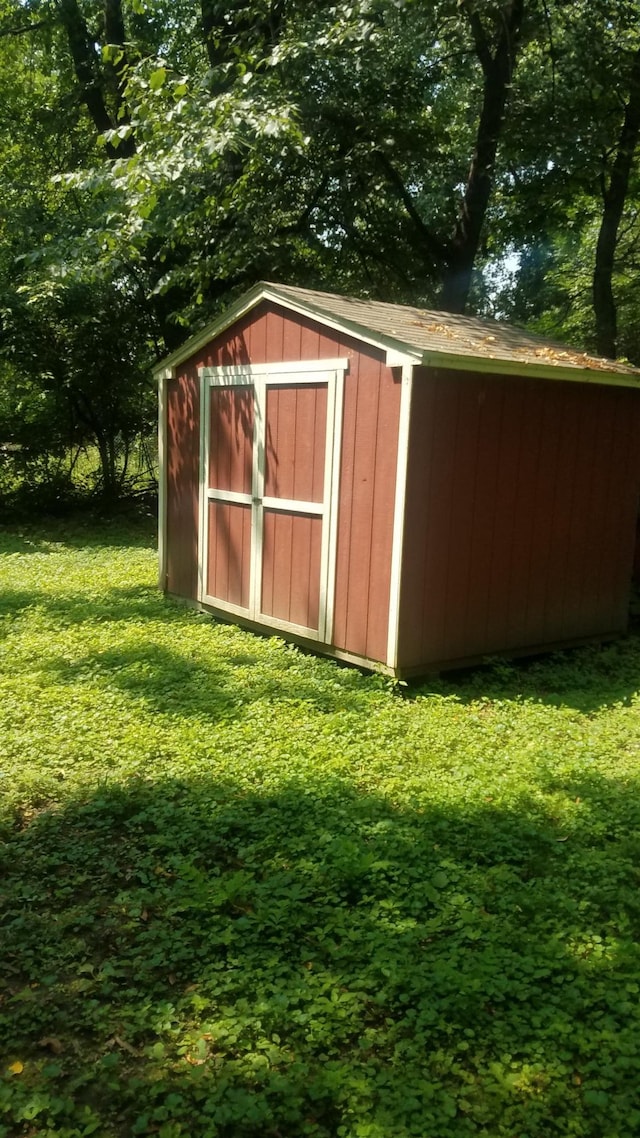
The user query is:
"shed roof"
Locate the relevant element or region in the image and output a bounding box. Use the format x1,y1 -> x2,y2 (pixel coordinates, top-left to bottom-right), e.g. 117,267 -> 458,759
156,281 -> 640,389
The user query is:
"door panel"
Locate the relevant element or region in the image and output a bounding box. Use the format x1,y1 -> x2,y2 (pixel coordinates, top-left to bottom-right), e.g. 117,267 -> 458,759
208,387 -> 253,493
264,384 -> 327,502
261,509 -> 323,631
204,383 -> 254,613
206,500 -> 252,609
258,380 -> 329,633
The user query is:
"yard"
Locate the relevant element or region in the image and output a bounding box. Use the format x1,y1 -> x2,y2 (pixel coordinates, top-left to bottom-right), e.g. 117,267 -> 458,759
1,517 -> 640,1138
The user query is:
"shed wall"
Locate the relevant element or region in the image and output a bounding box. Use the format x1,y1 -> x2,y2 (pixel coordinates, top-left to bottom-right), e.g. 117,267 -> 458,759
398,367 -> 640,670
167,301 -> 401,662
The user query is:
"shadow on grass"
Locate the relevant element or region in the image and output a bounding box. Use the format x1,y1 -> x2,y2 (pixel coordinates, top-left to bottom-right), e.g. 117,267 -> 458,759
0,515 -> 156,556
0,585 -> 173,628
2,512 -> 640,716
2,770 -> 640,1137
3,570 -> 640,714
409,633 -> 640,715
0,583 -> 373,718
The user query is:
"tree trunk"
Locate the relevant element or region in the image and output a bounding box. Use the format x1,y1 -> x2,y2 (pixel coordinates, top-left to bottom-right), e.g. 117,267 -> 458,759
593,46 -> 640,360
440,0 -> 525,313
57,0 -> 134,157
95,430 -> 119,499
103,0 -> 133,141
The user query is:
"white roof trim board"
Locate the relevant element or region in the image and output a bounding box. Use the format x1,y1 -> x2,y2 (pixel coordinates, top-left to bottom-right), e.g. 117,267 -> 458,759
154,281 -> 640,389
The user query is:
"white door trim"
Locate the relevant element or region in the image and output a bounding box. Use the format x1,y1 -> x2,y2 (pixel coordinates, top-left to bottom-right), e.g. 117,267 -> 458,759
200,358 -> 348,379
196,369 -> 208,603
198,360 -> 347,641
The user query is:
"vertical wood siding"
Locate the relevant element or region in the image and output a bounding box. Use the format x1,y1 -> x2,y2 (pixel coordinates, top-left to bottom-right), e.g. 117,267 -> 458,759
334,348 -> 400,662
206,501 -> 252,608
261,511 -> 322,630
171,302 -> 400,662
264,384 -> 327,502
260,381 -> 327,631
398,367 -> 640,670
208,387 -> 253,493
165,373 -> 200,599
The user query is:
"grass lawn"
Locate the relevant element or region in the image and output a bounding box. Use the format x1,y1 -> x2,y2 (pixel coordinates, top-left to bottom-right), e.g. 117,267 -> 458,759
1,517 -> 640,1138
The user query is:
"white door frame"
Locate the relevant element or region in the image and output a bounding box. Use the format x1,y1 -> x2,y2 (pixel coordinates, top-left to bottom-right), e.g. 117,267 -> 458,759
198,359 -> 347,642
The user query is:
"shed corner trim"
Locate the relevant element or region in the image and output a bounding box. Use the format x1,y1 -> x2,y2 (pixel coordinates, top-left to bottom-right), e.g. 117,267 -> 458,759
386,362 -> 414,670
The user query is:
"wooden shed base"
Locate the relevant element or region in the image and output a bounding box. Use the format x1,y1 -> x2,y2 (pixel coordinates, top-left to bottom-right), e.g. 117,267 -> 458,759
396,629 -> 626,679
166,592 -> 625,680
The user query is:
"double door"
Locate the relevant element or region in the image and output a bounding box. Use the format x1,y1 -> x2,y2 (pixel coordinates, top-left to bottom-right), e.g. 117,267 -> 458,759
198,361 -> 345,641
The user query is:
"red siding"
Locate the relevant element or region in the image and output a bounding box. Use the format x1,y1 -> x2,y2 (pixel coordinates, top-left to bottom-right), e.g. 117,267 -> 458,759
165,373 -> 200,599
261,511 -> 322,630
264,384 -> 327,503
173,301 -> 401,662
208,387 -> 253,494
207,502 -> 252,608
398,368 -> 640,670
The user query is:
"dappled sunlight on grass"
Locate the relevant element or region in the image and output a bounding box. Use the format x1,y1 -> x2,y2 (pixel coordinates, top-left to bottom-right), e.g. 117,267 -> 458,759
2,519 -> 640,1136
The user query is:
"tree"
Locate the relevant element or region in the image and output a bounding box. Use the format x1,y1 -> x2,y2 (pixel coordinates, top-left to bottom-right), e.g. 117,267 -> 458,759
593,44 -> 640,359
3,0 -> 640,514
484,0 -> 640,360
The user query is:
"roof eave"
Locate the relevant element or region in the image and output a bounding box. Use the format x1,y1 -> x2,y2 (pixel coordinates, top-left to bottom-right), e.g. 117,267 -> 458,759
419,349 -> 640,390
153,282 -> 421,377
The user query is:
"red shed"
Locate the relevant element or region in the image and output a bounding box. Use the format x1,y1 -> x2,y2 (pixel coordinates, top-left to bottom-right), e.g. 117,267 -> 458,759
155,282 -> 640,676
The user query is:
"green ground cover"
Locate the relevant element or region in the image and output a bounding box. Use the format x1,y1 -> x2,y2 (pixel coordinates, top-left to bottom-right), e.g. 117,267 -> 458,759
1,519 -> 640,1138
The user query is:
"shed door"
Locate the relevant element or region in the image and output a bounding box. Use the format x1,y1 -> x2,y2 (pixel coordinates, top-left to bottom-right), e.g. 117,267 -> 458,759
202,381 -> 254,615
200,362 -> 345,642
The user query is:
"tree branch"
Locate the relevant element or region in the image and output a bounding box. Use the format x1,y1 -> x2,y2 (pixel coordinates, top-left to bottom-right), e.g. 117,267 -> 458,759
57,0 -> 134,157
276,176 -> 331,236
0,19 -> 50,39
460,2 -> 493,76
102,0 -> 133,142
374,151 -> 448,269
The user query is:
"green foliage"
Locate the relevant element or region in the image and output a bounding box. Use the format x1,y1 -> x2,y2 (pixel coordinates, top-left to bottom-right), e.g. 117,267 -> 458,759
0,1 -> 159,509
1,274 -> 156,503
487,0 -> 640,356
2,0 -> 640,515
2,518 -> 640,1135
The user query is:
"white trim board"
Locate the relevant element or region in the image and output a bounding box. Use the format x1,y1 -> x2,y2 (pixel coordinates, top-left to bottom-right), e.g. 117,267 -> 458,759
386,363 -> 414,670
196,369 -> 208,603
262,496 -> 324,515
207,488 -> 252,506
157,368 -> 172,591
323,364 -> 344,644
201,358 -> 349,378
419,351 -> 640,388
154,281 -> 411,375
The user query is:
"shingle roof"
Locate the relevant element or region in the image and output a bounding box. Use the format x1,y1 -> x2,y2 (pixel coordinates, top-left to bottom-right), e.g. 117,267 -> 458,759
265,282 -> 639,379
156,281 -> 640,388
